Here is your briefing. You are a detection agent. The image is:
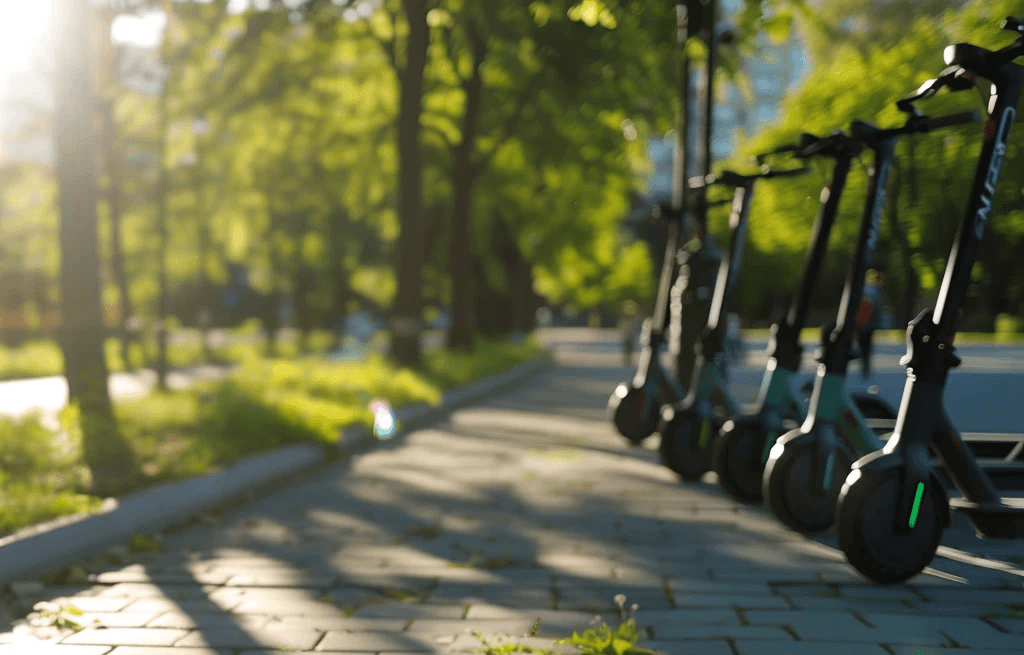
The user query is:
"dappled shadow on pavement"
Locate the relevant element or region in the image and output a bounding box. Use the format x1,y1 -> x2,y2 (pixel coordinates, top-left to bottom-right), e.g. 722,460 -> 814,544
2,340 -> 1024,654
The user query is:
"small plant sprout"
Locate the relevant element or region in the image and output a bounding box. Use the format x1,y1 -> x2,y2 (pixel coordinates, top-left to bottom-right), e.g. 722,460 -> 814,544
558,595 -> 654,655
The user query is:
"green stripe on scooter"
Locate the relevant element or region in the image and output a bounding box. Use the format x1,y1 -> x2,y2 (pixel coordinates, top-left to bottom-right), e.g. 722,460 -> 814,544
698,420 -> 710,449
909,482 -> 925,528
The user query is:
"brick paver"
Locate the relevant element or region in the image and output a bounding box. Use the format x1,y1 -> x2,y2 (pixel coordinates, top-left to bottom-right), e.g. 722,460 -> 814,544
2,338 -> 1023,655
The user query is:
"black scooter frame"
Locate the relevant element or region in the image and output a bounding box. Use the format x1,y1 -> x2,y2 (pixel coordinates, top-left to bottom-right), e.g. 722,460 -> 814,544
607,0 -> 719,444
838,19 -> 1024,584
658,164 -> 808,480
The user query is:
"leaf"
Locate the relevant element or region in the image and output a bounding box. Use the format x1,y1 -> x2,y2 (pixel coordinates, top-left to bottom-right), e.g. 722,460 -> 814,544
761,11 -> 794,46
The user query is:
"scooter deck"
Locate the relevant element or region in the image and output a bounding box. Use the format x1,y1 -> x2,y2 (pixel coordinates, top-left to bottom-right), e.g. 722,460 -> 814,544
860,422 -> 1024,491
949,497 -> 1024,538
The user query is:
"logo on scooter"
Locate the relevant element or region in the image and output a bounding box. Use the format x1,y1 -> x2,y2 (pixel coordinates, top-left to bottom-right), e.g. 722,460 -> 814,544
975,107 -> 1015,239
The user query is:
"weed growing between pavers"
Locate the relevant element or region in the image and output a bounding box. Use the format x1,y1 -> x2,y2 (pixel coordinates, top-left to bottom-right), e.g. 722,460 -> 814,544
474,632 -> 556,655
8,600 -> 91,641
554,595 -> 657,655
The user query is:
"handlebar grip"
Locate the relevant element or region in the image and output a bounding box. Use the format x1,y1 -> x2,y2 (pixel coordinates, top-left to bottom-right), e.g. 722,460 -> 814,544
922,110 -> 981,131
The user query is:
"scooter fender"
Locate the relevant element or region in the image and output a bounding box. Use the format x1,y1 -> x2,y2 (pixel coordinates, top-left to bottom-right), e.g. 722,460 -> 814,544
773,425 -> 815,451
843,448 -> 950,528
811,421 -> 843,495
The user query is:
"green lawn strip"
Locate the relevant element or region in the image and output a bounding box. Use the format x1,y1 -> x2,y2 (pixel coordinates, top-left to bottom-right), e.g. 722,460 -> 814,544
0,327 -> 343,382
0,336 -> 546,538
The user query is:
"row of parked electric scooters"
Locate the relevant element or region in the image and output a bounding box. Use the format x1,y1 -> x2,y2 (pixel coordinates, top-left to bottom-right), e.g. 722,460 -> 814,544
608,16 -> 1024,585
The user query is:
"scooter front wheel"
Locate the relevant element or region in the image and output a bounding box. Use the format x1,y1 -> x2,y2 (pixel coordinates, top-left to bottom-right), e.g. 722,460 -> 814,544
837,469 -> 944,584
608,381 -> 661,446
763,436 -> 852,533
659,407 -> 717,482
713,420 -> 769,504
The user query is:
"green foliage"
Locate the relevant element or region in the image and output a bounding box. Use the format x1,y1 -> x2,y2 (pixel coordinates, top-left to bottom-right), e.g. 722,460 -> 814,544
0,341 -> 64,380
422,336 -> 547,389
556,620 -> 655,655
473,632 -> 554,655
0,411 -> 77,476
729,0 -> 1024,323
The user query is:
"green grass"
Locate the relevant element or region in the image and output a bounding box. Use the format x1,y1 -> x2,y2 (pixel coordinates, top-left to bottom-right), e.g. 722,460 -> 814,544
0,335 -> 547,538
0,327 -> 347,382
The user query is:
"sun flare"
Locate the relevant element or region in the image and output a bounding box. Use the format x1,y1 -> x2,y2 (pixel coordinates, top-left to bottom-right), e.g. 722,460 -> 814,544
0,0 -> 52,81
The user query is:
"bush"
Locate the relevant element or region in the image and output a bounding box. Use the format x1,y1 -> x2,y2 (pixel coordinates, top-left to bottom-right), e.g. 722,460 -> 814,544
994,313 -> 1021,343
423,336 -> 547,389
0,411 -> 77,476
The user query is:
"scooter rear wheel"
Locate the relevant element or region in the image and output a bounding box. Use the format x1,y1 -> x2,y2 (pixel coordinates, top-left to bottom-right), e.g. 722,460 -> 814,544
837,469 -> 944,584
713,421 -> 768,504
764,437 -> 852,533
659,407 -> 717,482
608,382 -> 661,446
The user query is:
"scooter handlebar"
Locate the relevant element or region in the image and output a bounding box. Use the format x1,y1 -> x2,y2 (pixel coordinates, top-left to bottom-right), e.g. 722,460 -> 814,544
920,110 -> 981,131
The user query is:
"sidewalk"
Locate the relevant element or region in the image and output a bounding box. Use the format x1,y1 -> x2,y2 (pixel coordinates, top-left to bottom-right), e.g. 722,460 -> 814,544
1,342 -> 1023,654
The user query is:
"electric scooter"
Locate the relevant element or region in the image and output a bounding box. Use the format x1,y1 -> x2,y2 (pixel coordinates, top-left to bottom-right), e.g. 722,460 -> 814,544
762,107 -> 982,534
837,18 -> 1024,584
608,0 -> 718,445
658,163 -> 811,481
713,131 -> 898,503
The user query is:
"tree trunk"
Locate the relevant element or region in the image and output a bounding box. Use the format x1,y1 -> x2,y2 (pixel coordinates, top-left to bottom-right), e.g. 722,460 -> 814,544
154,89 -> 171,389
194,142 -> 214,363
265,219 -> 282,358
328,208 -> 352,349
54,0 -> 136,494
101,101 -> 138,372
446,18 -> 487,352
391,0 -> 429,368
294,262 -> 315,355
94,9 -> 139,373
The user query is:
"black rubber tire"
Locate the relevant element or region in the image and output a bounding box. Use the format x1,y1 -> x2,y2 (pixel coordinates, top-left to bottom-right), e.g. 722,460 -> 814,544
764,438 -> 852,533
837,470 -> 944,584
608,382 -> 661,446
713,421 -> 769,504
659,408 -> 717,482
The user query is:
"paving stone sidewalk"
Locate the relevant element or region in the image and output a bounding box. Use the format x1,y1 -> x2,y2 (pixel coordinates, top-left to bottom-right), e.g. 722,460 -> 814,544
2,342 -> 1023,655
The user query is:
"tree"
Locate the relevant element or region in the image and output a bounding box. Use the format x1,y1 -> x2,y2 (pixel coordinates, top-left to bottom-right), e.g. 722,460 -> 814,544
53,0 -> 137,494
